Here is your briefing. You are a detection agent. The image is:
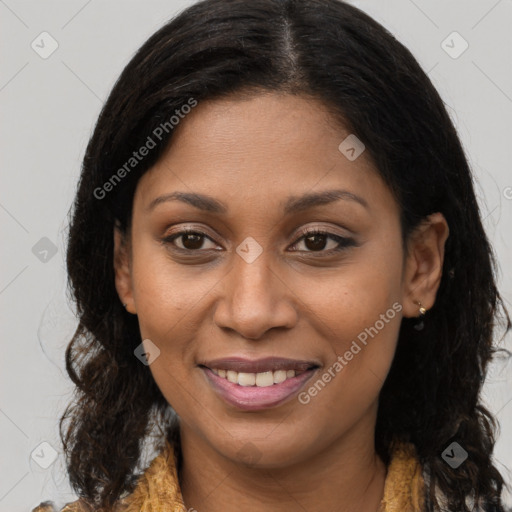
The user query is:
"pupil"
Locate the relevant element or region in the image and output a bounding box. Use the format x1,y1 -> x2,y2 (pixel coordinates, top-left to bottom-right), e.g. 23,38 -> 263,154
305,234 -> 326,251
183,233 -> 203,250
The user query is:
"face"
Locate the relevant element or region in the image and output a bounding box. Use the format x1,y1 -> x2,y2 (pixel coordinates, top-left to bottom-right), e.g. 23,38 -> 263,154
114,92 -> 444,468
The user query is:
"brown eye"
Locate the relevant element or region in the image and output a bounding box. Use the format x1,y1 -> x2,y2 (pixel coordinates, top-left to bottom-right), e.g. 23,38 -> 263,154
179,232 -> 205,250
303,233 -> 332,251
163,230 -> 219,251
290,229 -> 356,254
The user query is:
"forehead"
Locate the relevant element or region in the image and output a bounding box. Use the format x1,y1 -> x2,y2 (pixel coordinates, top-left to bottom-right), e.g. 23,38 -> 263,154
134,92 -> 396,219
160,92 -> 354,168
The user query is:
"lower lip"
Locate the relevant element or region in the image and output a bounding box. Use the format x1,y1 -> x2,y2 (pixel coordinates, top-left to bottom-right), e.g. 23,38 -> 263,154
201,367 -> 318,411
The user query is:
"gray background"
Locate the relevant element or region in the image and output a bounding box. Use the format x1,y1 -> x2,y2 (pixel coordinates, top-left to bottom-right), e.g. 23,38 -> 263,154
1,0 -> 511,510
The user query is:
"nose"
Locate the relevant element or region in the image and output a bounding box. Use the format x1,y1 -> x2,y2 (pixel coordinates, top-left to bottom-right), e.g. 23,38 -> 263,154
213,250 -> 298,340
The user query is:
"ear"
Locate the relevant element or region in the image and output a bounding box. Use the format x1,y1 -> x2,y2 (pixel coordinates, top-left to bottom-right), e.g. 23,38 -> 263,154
402,212 -> 449,318
113,223 -> 136,314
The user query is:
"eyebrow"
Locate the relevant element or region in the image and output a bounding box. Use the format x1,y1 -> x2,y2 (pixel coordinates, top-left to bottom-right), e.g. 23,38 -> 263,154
283,189 -> 368,214
146,189 -> 368,214
147,192 -> 228,213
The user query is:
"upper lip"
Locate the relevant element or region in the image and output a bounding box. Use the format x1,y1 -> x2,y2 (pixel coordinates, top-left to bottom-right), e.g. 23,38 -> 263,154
199,357 -> 320,373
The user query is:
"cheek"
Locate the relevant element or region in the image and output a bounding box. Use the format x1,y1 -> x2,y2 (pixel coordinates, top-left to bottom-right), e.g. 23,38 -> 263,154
130,256 -> 206,415
129,243 -> 214,397
300,234 -> 402,382
131,239 -> 216,335
306,235 -> 403,348
296,236 -> 404,421
307,277 -> 402,396
293,292 -> 402,448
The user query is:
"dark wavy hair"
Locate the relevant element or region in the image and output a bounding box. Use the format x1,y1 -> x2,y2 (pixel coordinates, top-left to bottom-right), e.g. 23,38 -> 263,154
61,0 -> 511,510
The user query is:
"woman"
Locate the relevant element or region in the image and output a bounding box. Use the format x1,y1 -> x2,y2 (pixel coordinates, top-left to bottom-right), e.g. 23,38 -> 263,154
32,0 -> 510,510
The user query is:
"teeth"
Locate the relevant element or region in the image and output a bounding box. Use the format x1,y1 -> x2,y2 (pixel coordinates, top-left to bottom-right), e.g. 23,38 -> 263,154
238,372 -> 256,386
255,371 -> 274,387
273,370 -> 287,384
211,368 -> 299,386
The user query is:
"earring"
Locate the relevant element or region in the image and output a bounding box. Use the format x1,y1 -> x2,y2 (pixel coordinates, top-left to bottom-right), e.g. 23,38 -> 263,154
123,303 -> 127,308
413,301 -> 427,331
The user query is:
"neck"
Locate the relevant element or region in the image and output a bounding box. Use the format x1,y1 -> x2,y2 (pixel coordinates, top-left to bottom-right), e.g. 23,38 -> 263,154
178,416 -> 387,512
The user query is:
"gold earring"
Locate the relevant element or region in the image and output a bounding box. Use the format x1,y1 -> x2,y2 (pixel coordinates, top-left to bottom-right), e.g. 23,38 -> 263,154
413,301 -> 427,331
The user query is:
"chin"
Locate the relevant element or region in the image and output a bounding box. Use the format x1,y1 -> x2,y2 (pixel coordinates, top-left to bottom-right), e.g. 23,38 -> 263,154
209,423 -> 321,469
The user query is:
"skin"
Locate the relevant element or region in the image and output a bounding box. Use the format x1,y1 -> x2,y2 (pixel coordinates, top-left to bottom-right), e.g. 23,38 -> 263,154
114,91 -> 449,512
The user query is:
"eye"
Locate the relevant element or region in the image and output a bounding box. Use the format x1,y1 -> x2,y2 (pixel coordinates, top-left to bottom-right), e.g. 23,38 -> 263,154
162,229 -> 220,251
161,227 -> 356,255
289,228 -> 356,254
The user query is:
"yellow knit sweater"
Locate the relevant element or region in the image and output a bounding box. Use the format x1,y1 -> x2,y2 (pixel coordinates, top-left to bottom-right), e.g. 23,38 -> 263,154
32,441 -> 425,512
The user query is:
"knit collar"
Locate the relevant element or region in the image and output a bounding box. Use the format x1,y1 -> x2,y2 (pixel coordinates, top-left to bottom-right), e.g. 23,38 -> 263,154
75,440 -> 424,512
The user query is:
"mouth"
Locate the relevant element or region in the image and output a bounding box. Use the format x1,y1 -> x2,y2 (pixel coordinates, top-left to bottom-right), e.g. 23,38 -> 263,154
198,357 -> 320,411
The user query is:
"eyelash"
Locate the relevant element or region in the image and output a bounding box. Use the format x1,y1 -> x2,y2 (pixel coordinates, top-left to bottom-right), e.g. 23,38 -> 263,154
161,227 -> 356,255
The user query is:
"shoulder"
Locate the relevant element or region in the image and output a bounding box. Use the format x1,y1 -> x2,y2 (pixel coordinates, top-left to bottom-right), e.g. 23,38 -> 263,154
31,499 -> 91,512
30,440 -> 177,512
